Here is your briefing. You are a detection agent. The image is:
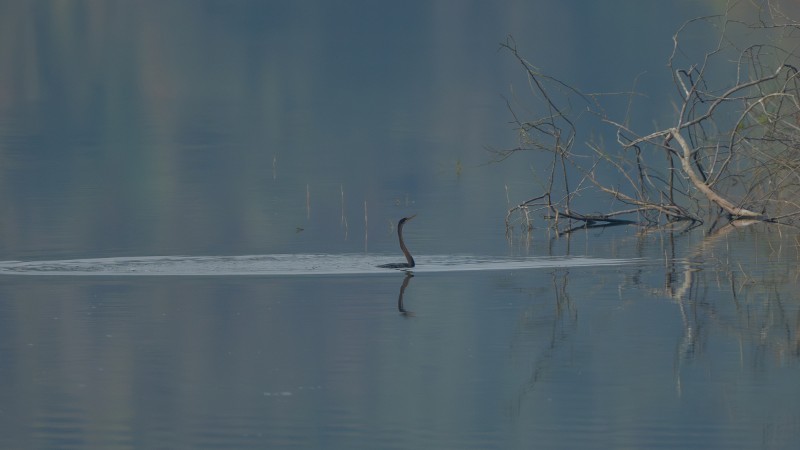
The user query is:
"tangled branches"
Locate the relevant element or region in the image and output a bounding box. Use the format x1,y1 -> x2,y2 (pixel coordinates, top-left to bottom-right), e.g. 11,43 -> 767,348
502,3 -> 800,234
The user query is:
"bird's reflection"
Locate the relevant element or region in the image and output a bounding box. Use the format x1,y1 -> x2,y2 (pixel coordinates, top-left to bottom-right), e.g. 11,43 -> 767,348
397,272 -> 415,316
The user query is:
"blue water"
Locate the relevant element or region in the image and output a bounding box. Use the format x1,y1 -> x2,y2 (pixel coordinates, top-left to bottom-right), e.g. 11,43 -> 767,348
1,247 -> 797,449
1,1 -> 799,449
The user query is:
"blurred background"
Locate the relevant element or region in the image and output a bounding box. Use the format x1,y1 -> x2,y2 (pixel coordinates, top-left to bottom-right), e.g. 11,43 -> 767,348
0,0 -> 733,260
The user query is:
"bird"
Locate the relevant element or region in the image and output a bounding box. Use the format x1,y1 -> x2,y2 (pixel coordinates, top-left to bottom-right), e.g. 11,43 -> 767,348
378,215 -> 417,269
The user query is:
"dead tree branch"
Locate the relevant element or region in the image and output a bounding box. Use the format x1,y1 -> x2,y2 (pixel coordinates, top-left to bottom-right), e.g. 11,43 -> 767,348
501,2 -> 800,233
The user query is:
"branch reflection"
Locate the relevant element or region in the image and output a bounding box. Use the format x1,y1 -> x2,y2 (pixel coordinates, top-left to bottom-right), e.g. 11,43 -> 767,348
665,221 -> 800,384
508,268 -> 576,415
507,222 -> 800,413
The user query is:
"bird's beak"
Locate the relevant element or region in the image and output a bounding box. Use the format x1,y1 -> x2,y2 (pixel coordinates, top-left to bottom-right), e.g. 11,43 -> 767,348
407,214 -> 417,221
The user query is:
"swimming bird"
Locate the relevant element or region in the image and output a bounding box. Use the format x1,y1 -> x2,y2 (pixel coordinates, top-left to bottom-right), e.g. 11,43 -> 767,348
379,215 -> 416,269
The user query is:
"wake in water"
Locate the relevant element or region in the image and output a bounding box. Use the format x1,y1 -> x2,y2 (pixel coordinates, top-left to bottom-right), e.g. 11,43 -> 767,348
0,254 -> 638,276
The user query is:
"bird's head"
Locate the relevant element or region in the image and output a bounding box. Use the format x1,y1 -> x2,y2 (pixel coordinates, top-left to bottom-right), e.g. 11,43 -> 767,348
399,214 -> 417,225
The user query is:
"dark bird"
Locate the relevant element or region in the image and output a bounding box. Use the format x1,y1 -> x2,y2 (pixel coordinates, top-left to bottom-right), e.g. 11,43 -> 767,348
379,215 -> 416,269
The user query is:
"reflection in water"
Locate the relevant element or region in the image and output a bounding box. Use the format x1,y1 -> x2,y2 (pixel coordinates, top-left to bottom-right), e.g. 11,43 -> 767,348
505,223 -> 799,446
0,226 -> 798,449
664,222 -> 800,377
509,268 -> 576,414
397,272 -> 415,316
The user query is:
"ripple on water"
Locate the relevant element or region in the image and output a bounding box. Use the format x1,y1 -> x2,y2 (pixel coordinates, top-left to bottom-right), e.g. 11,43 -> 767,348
0,254 -> 641,276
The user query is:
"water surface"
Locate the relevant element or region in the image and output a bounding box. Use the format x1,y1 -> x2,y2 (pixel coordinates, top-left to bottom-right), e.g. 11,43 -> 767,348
1,235 -> 797,449
1,1 -> 799,449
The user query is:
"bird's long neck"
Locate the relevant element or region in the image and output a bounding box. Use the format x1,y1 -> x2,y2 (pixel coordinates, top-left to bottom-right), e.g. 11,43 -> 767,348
398,223 -> 415,267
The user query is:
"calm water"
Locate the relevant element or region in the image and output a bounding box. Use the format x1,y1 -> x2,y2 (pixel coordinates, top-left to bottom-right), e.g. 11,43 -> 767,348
1,1 -> 799,449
